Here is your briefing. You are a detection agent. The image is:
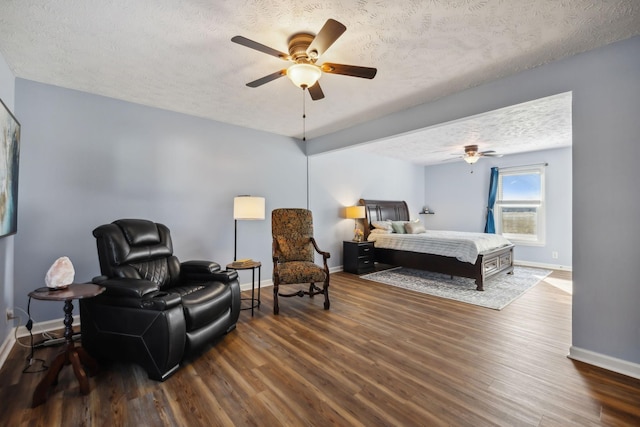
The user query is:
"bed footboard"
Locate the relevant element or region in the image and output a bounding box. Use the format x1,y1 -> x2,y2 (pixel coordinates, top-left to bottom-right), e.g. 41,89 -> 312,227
476,244 -> 514,290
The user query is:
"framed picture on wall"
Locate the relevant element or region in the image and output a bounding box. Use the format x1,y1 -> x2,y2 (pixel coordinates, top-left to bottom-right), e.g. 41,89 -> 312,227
0,98 -> 20,238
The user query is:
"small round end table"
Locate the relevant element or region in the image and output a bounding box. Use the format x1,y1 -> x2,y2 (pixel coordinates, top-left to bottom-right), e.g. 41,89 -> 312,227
28,283 -> 105,407
227,261 -> 261,316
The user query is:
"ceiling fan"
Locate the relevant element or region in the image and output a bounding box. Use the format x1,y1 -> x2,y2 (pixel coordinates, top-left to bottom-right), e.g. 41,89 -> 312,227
231,19 -> 377,100
460,145 -> 503,164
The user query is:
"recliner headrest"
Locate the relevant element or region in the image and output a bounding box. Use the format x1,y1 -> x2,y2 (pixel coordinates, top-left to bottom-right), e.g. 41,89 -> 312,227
114,219 -> 161,246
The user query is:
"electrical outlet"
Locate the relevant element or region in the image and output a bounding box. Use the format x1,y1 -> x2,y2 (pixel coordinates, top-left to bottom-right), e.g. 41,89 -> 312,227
552,251 -> 559,259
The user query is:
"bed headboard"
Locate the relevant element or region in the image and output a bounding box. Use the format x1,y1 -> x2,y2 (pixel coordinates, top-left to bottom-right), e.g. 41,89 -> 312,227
358,199 -> 410,238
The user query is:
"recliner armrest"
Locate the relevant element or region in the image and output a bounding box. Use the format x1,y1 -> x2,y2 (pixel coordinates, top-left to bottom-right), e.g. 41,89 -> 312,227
89,291 -> 182,311
180,260 -> 220,277
210,269 -> 238,283
180,260 -> 238,282
95,278 -> 160,298
140,291 -> 182,311
89,279 -> 183,311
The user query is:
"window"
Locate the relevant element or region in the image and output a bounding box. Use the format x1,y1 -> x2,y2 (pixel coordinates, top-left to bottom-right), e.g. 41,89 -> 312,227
496,165 -> 545,245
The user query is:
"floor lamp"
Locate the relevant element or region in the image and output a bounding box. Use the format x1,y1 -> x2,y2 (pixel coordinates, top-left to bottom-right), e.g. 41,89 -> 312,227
233,196 -> 265,261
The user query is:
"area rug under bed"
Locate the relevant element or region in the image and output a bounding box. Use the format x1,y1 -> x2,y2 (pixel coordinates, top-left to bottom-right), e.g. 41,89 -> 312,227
360,266 -> 552,310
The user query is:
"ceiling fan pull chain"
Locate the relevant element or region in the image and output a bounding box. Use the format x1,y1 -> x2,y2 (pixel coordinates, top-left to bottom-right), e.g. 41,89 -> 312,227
302,87 -> 307,141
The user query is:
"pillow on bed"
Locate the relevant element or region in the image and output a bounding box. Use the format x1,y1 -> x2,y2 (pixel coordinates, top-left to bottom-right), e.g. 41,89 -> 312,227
405,220 -> 426,234
371,220 -> 393,231
391,221 -> 408,234
369,228 -> 392,235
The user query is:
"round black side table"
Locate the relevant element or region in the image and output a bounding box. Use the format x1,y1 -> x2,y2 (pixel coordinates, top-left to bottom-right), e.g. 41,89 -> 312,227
227,261 -> 261,316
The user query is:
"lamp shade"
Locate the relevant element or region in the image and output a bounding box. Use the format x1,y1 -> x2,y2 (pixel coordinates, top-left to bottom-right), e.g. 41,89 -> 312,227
234,196 -> 265,220
287,63 -> 322,88
345,206 -> 366,219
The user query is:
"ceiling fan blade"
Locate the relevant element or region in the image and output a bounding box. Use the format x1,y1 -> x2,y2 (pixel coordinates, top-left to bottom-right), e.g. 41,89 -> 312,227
321,63 -> 377,79
307,82 -> 325,100
231,36 -> 290,60
246,70 -> 287,88
306,19 -> 346,58
479,151 -> 503,157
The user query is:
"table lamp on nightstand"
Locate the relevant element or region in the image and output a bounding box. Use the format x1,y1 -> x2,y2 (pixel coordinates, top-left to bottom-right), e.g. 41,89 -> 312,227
345,205 -> 366,242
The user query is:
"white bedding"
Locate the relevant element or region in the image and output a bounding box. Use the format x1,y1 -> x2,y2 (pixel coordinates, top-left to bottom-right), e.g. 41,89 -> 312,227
367,230 -> 512,264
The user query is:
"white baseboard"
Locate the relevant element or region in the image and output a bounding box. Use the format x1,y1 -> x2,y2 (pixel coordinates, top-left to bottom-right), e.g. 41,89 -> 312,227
514,260 -> 572,271
13,317 -> 79,339
568,346 -> 640,380
239,279 -> 273,292
0,331 -> 16,372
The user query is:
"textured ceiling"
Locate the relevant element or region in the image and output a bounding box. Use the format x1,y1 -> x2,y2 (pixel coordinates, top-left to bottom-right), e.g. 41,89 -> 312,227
0,1 -> 639,160
356,91 -> 573,165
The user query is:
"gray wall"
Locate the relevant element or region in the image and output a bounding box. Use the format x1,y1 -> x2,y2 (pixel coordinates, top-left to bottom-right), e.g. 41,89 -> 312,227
309,147 -> 425,265
423,147 -> 572,268
10,79 -> 427,324
0,51 -> 16,348
13,80 -> 307,322
310,37 -> 640,368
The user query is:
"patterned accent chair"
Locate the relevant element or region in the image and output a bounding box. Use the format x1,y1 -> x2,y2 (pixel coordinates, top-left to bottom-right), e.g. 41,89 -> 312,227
271,208 -> 330,315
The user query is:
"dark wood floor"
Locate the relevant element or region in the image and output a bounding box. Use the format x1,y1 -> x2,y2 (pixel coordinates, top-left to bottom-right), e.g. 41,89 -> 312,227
1,270 -> 639,426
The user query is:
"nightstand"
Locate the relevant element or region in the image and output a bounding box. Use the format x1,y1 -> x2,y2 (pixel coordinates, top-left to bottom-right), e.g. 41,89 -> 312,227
343,240 -> 375,274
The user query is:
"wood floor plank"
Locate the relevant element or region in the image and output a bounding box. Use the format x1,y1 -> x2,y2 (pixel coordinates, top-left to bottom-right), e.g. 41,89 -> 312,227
1,269 -> 640,426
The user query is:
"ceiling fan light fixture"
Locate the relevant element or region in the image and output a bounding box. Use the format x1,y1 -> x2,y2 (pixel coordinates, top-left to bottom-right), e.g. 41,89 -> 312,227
464,154 -> 480,164
287,63 -> 322,88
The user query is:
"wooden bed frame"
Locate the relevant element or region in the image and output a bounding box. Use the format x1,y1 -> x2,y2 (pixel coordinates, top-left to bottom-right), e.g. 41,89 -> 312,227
359,199 -> 514,291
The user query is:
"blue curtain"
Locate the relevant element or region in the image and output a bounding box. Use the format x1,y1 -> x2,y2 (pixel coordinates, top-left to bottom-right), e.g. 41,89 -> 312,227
484,167 -> 499,233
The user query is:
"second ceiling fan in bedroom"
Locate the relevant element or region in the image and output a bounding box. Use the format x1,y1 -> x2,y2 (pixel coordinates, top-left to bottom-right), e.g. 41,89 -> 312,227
231,19 -> 377,100
460,145 -> 503,164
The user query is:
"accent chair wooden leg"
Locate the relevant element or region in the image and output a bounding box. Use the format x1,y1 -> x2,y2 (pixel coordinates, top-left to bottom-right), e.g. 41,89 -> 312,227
273,283 -> 279,315
323,280 -> 330,310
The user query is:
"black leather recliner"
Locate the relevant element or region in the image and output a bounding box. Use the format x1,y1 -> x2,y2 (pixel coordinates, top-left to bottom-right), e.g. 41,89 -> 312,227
79,219 -> 241,381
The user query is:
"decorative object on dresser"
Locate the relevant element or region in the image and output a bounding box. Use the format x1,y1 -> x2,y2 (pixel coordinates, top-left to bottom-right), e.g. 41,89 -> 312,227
233,195 -> 265,261
361,266 -> 551,310
343,240 -> 375,274
271,208 -> 330,315
81,219 -> 241,381
345,205 -> 366,241
360,199 -> 514,291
